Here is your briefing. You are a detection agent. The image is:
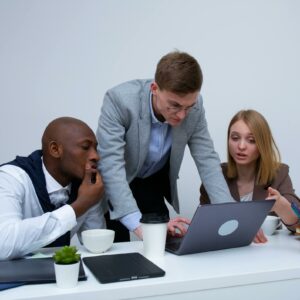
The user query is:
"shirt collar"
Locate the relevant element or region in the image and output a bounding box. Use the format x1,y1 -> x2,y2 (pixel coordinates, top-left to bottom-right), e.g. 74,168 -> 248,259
42,158 -> 71,194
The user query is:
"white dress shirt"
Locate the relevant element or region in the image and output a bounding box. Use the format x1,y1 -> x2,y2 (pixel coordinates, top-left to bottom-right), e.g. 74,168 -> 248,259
0,163 -> 105,260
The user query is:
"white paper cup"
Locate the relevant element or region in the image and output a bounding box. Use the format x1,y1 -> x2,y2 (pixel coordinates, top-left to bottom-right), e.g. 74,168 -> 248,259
140,213 -> 169,259
261,215 -> 281,236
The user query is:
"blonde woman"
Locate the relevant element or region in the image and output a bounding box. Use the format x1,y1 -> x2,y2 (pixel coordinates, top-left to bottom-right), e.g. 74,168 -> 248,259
200,109 -> 300,242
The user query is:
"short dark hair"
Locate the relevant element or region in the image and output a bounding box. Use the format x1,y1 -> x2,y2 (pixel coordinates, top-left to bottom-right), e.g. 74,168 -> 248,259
154,51 -> 203,95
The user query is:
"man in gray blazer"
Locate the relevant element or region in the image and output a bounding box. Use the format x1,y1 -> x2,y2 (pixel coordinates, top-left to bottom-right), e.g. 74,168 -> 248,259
97,51 -> 233,241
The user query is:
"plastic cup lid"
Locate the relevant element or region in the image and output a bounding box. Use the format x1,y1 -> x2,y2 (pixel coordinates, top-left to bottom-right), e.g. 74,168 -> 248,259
140,213 -> 170,224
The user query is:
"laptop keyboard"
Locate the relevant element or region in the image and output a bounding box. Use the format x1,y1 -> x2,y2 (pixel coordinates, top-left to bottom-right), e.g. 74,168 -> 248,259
165,237 -> 182,251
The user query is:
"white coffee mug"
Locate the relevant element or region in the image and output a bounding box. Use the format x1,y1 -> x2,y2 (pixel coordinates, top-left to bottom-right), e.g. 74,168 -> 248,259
261,215 -> 280,236
140,213 -> 169,259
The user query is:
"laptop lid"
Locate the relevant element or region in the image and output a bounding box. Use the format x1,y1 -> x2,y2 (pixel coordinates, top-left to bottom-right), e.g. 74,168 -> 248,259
166,200 -> 275,255
83,252 -> 165,283
0,257 -> 86,284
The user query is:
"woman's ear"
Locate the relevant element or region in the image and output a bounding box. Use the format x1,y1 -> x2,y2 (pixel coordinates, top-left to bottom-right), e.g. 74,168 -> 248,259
48,141 -> 63,158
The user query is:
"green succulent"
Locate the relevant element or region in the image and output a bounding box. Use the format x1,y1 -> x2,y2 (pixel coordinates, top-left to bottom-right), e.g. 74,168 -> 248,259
53,246 -> 81,264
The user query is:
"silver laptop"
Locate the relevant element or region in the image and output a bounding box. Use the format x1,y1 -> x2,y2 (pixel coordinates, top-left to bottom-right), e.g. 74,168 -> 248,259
165,200 -> 275,255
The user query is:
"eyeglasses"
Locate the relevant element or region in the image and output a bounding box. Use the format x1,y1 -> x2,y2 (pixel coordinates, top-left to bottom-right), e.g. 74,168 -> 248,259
166,103 -> 196,113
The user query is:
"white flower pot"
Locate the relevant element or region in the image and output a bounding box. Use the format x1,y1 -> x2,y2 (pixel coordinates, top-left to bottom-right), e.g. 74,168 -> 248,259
54,261 -> 80,288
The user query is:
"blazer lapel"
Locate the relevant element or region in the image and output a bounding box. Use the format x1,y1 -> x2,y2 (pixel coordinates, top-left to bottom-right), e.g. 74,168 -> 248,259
228,179 -> 241,201
136,83 -> 152,173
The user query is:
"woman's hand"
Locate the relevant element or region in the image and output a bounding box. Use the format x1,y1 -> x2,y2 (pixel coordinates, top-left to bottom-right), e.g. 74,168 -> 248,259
253,228 -> 268,243
266,187 -> 283,212
266,187 -> 298,228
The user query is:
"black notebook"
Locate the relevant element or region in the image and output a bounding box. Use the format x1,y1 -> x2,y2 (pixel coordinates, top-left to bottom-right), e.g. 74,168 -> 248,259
83,252 -> 165,283
0,257 -> 87,285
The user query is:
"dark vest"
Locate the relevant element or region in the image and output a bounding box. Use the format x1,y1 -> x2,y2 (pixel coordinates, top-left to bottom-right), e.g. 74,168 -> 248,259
3,150 -> 80,247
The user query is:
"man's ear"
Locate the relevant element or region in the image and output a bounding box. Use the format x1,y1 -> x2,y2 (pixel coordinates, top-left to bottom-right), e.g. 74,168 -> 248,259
48,141 -> 62,158
150,82 -> 159,95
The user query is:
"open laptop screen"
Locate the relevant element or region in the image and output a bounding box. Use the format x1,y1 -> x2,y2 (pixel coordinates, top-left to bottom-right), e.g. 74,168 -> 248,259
166,200 -> 275,255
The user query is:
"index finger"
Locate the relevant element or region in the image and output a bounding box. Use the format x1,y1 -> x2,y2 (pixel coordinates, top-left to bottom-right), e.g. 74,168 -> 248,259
172,217 -> 191,225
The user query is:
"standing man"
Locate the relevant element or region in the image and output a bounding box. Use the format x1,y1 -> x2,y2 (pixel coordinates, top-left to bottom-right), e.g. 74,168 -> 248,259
97,51 -> 233,241
0,117 -> 105,260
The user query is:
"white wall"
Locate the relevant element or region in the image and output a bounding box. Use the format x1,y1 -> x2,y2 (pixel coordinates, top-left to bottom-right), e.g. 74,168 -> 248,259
0,0 -> 299,220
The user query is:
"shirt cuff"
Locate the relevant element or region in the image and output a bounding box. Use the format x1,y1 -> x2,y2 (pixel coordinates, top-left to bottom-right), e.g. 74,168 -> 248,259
119,211 -> 142,232
51,204 -> 77,231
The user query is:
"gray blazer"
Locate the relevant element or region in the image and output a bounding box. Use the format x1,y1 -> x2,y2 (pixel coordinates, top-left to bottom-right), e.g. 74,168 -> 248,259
97,79 -> 233,220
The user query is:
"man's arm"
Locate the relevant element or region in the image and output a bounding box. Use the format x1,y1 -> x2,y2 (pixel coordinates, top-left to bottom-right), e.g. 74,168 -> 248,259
0,167 -> 76,260
188,97 -> 234,204
73,167 -> 107,241
0,166 -> 104,260
97,89 -> 140,221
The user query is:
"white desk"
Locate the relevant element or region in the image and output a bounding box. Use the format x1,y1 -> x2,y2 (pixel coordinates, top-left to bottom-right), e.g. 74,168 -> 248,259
2,229 -> 300,300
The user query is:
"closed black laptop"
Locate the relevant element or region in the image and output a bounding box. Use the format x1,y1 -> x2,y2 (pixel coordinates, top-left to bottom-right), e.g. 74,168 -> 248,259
166,200 -> 275,255
0,257 -> 86,284
83,252 -> 165,283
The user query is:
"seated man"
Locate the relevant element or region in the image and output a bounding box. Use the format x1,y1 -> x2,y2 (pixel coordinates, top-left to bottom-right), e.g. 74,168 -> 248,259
0,117 -> 105,260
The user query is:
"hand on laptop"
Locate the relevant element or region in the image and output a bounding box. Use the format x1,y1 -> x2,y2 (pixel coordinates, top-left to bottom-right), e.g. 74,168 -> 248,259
253,228 -> 268,243
266,187 -> 298,227
167,217 -> 190,237
133,216 -> 191,240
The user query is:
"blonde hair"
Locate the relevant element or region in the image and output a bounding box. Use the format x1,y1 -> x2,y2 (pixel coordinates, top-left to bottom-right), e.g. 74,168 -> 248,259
227,109 -> 281,185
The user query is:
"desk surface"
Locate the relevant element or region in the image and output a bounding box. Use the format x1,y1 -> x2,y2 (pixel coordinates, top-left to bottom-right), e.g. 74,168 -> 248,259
2,229 -> 300,300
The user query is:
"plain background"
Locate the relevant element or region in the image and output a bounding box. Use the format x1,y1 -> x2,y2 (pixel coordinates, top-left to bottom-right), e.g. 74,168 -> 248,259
0,0 -> 299,221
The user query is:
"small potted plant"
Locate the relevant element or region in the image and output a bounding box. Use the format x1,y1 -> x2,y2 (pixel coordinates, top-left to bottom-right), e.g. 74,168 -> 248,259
53,246 -> 81,288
